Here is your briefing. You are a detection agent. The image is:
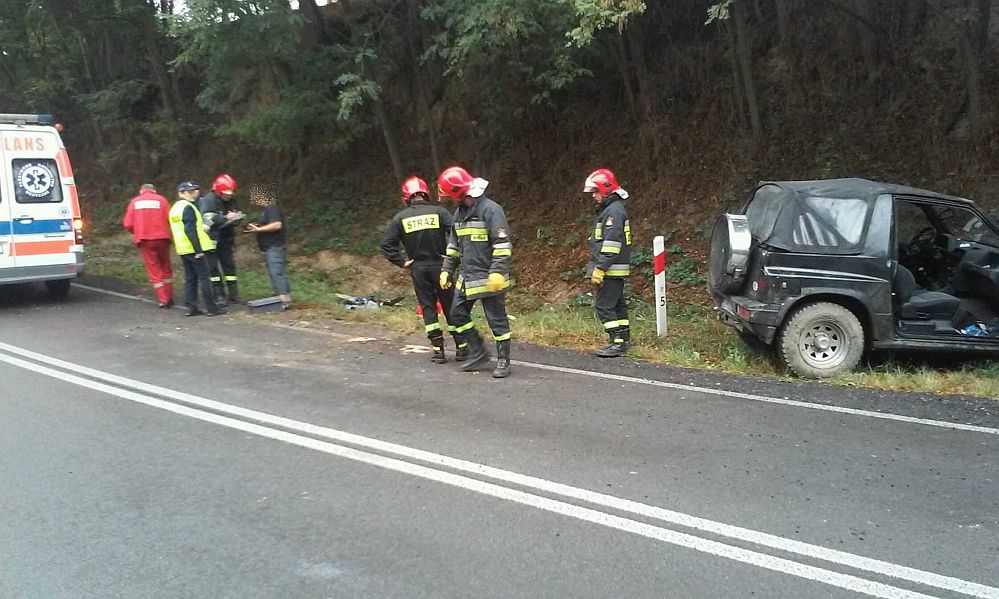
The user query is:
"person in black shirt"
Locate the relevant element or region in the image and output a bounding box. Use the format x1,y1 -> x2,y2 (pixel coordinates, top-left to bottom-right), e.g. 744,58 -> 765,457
245,187 -> 291,309
380,176 -> 464,364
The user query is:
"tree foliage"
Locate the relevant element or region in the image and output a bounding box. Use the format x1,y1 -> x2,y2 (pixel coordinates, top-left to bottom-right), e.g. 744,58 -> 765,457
0,0 -> 995,201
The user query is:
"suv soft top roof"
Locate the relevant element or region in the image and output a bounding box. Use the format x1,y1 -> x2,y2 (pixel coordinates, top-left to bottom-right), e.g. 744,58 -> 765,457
757,178 -> 973,206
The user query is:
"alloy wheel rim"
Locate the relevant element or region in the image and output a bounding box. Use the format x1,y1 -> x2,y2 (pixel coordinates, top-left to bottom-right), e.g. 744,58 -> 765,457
798,320 -> 849,369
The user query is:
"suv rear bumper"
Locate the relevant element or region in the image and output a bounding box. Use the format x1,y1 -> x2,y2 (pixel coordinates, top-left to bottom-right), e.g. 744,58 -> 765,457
713,293 -> 781,345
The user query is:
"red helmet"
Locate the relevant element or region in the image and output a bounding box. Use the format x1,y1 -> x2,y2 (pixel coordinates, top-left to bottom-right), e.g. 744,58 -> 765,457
583,168 -> 618,199
212,173 -> 237,195
400,176 -> 430,204
437,166 -> 475,201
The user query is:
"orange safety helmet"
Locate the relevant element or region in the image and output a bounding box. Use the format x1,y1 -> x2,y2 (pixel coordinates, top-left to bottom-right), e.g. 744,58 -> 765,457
212,173 -> 237,195
583,168 -> 618,200
400,176 -> 430,205
437,166 -> 476,201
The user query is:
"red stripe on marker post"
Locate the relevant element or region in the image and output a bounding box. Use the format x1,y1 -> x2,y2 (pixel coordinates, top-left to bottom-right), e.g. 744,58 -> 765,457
653,236 -> 668,336
653,249 -> 666,276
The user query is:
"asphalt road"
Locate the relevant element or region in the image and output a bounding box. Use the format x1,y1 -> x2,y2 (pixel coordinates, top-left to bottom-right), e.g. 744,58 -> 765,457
0,281 -> 997,598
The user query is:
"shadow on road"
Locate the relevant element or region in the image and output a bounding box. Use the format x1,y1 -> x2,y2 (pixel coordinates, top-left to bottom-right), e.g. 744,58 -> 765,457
0,283 -> 82,309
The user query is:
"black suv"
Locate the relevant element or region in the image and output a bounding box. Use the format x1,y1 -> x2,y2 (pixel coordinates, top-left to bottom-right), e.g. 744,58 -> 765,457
709,178 -> 999,378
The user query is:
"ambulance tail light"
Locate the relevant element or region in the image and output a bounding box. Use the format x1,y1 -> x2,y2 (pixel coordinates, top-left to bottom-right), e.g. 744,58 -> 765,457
74,218 -> 84,245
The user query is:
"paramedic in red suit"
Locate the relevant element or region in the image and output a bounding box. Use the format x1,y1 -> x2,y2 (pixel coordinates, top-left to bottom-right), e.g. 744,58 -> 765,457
123,183 -> 174,308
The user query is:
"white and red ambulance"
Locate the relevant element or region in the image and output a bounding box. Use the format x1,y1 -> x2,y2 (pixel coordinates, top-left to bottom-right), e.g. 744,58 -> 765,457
0,113 -> 84,297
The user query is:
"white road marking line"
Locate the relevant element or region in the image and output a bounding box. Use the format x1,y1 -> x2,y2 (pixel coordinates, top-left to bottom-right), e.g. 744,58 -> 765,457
0,353 -> 943,599
2,341 -> 997,599
513,361 -> 999,436
72,282 -> 160,305
73,281 -> 999,436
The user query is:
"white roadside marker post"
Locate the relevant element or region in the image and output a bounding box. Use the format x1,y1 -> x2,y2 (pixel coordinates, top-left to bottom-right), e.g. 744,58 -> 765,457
653,235 -> 667,337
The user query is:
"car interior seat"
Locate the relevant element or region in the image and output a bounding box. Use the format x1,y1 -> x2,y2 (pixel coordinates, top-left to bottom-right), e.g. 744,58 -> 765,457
894,264 -> 962,320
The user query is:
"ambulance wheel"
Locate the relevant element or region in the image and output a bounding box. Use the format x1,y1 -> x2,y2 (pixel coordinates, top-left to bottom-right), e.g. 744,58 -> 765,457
45,279 -> 71,298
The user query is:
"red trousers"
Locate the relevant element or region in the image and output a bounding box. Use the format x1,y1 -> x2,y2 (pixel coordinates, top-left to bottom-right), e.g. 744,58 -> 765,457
137,239 -> 174,305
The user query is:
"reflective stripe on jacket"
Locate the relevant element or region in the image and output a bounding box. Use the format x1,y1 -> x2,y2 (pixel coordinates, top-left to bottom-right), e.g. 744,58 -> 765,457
197,191 -> 239,242
123,190 -> 171,243
587,193 -> 632,278
441,196 -> 512,299
169,200 -> 215,256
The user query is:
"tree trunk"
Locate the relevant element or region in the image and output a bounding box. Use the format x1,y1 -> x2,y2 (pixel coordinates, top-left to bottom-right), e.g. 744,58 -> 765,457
297,0 -> 328,46
341,0 -> 407,177
626,22 -> 653,120
404,0 -> 442,174
902,0 -> 926,38
988,0 -> 999,47
734,0 -> 762,140
856,0 -> 879,81
726,22 -> 748,130
611,35 -> 639,122
417,77 -> 443,175
147,48 -> 177,121
373,98 -> 405,181
962,0 -> 989,141
775,0 -> 792,48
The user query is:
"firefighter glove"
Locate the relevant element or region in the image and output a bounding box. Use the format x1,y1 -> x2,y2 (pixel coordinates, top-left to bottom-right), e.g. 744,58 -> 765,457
591,268 -> 605,286
487,273 -> 506,293
439,271 -> 452,289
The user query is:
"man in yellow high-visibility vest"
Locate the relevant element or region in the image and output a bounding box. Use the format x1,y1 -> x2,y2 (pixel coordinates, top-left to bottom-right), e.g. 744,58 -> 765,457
169,181 -> 225,317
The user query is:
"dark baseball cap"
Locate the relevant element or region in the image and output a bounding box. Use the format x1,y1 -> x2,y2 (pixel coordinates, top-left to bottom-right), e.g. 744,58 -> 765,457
177,180 -> 200,193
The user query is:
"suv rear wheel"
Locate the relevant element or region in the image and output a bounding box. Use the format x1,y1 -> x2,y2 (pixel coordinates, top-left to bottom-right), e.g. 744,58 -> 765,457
778,302 -> 864,378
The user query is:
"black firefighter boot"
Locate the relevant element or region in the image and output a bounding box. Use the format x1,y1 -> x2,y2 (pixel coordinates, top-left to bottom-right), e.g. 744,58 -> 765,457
620,326 -> 632,352
226,281 -> 240,304
461,328 -> 492,372
492,340 -> 511,378
453,336 -> 470,362
430,336 -> 448,364
212,281 -> 228,307
595,328 -> 627,358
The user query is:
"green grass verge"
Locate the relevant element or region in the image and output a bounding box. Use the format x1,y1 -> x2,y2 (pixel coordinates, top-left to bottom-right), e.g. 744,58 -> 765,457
84,235 -> 999,400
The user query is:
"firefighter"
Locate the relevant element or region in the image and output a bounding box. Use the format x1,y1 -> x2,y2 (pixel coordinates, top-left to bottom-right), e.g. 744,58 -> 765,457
380,176 -> 465,363
584,168 -> 632,357
438,166 -> 513,378
198,173 -> 242,304
169,181 -> 224,317
123,183 -> 174,308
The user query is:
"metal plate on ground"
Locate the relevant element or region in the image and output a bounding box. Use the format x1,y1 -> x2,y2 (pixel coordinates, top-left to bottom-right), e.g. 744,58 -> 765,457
248,296 -> 284,314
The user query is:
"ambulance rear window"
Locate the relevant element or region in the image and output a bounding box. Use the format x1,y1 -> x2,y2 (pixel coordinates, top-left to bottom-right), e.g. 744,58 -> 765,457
12,159 -> 62,204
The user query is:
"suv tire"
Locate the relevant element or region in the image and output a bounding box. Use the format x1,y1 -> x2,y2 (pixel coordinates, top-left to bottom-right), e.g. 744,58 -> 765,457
45,279 -> 71,298
709,214 -> 752,294
778,302 -> 864,378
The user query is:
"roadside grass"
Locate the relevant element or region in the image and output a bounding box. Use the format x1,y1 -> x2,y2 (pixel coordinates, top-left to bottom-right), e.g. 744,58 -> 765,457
84,236 -> 999,399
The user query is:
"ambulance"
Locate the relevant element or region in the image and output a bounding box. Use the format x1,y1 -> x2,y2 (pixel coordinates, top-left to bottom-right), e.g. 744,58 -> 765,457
0,113 -> 84,297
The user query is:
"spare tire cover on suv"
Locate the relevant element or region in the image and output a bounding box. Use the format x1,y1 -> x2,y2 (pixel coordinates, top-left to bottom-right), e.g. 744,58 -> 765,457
709,214 -> 752,294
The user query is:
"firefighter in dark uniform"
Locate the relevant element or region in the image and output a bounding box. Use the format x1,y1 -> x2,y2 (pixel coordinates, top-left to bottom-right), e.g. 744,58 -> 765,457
198,173 -> 242,304
438,166 -> 513,378
380,176 -> 466,364
585,168 -> 633,358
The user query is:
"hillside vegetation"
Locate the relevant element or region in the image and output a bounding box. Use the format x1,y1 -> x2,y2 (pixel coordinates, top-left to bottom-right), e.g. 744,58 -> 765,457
4,0 -> 999,298
12,0 -> 997,394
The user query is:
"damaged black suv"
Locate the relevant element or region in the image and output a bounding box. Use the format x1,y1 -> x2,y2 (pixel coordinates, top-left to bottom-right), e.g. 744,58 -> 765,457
709,178 -> 999,378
